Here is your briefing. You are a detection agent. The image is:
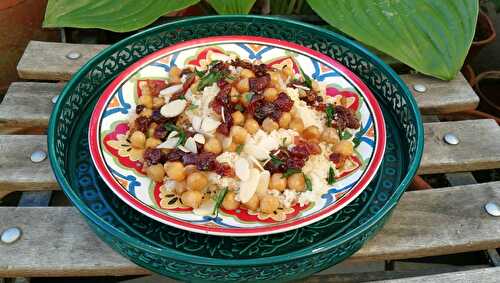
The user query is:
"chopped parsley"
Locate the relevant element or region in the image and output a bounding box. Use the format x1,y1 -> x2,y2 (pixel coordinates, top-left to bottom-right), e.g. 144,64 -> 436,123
325,103 -> 335,127
282,168 -> 302,178
208,60 -> 221,68
187,104 -> 199,111
270,154 -> 284,166
234,104 -> 244,112
327,167 -> 336,185
212,187 -> 228,215
340,130 -> 352,140
304,174 -> 313,191
298,64 -> 312,88
194,68 -> 206,78
164,123 -> 187,147
244,92 -> 254,103
197,72 -> 223,91
235,144 -> 244,155
226,74 -> 236,80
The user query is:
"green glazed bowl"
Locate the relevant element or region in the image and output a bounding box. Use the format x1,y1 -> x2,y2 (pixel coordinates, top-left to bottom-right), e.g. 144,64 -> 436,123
48,16 -> 423,282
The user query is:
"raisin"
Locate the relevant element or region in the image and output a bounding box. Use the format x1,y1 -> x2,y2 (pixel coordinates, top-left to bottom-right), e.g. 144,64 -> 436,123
166,149 -> 184,162
144,148 -> 162,165
151,109 -> 167,124
286,157 -> 306,169
135,116 -> 150,133
182,153 -> 197,165
195,152 -> 218,171
274,92 -> 293,112
249,75 -> 270,93
135,105 -> 145,114
254,102 -> 276,122
333,105 -> 360,130
153,126 -> 167,139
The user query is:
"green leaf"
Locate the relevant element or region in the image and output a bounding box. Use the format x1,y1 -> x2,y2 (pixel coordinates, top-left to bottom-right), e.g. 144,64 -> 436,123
235,144 -> 244,154
325,103 -> 335,127
298,64 -> 312,88
270,154 -> 285,166
307,0 -> 478,80
194,68 -> 207,78
43,0 -> 200,32
353,137 -> 361,148
327,167 -> 336,185
197,72 -> 223,91
207,0 -> 256,14
282,168 -> 302,178
212,187 -> 228,215
340,130 -> 352,140
304,175 -> 313,191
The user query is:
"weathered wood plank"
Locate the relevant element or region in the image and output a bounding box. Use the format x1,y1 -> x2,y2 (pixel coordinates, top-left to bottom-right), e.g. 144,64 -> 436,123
16,41 -> 478,113
2,119 -> 499,192
402,73 -> 479,114
17,41 -> 107,81
375,266 -> 500,283
0,83 -> 64,133
0,182 -> 499,277
419,119 -> 500,174
0,136 -> 56,191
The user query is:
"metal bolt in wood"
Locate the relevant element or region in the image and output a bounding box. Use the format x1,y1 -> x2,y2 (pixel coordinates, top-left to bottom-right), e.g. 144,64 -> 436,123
443,133 -> 459,145
1,227 -> 22,244
51,95 -> 59,104
66,51 -> 81,60
485,202 -> 500,217
30,150 -> 47,163
413,84 -> 427,93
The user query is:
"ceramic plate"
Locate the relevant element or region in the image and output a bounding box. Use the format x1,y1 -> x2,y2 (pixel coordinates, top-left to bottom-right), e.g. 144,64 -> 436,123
89,36 -> 385,236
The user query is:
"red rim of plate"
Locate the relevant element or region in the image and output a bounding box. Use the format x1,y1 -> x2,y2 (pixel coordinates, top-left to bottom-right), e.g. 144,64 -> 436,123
89,35 -> 386,237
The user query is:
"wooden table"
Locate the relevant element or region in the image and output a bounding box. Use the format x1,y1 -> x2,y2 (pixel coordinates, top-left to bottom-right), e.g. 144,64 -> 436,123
0,41 -> 499,282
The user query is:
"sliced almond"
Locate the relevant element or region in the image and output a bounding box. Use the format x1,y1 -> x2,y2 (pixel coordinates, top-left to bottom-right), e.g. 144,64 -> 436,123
193,199 -> 216,216
244,143 -> 269,160
248,155 -> 265,171
192,116 -> 202,132
160,99 -> 187,118
234,157 -> 250,181
293,84 -> 311,91
159,84 -> 183,102
177,144 -> 190,153
193,133 -> 206,144
167,130 -> 179,139
221,107 -> 225,123
256,170 -> 271,198
238,168 -> 260,203
184,137 -> 198,153
157,137 -> 179,149
201,116 -> 221,133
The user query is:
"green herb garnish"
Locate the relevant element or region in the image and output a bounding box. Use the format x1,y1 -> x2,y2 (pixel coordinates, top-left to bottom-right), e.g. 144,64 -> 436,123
282,168 -> 302,178
327,167 -> 336,185
325,103 -> 335,127
281,137 -> 287,147
194,68 -> 206,78
236,144 -> 244,155
164,123 -> 177,132
212,187 -> 228,215
270,154 -> 284,166
208,60 -> 221,68
188,104 -> 199,111
177,95 -> 186,100
340,130 -> 352,140
234,104 -> 244,112
353,137 -> 361,148
244,92 -> 254,103
304,174 -> 313,191
164,123 -> 187,147
197,72 -> 223,91
226,74 -> 236,80
298,64 -> 312,89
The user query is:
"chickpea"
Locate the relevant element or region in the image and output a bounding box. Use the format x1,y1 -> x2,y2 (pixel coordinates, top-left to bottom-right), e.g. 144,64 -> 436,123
244,118 -> 260,135
169,66 -> 182,83
236,78 -> 250,94
152,96 -> 165,108
186,172 -> 208,191
145,137 -> 161,148
321,128 -> 340,145
269,71 -> 280,84
175,181 -> 187,195
146,164 -> 165,182
204,137 -> 223,154
260,195 -> 280,214
287,173 -> 306,192
262,117 -> 279,133
278,112 -> 292,128
181,190 -> 202,208
283,65 -> 294,78
270,173 -> 287,192
302,126 -> 321,141
130,131 -> 146,149
141,108 -> 152,118
334,140 -> 354,156
243,194 -> 260,211
231,111 -> 245,126
230,87 -> 240,103
147,122 -> 158,137
289,117 -> 304,134
263,88 -> 278,102
164,161 -> 186,182
240,68 -> 255,78
222,191 -> 240,210
227,142 -> 239,152
139,95 -> 153,109
184,164 -> 197,175
230,126 -> 248,144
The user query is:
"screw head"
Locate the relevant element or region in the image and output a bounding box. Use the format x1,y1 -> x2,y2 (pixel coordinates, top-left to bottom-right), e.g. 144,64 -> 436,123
66,51 -> 81,60
1,227 -> 22,244
51,95 -> 59,104
443,133 -> 459,145
30,150 -> 47,163
485,202 -> 500,217
413,84 -> 427,93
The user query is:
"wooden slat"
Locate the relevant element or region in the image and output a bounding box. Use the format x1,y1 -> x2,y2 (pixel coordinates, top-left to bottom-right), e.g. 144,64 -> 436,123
1,119 -> 499,192
419,119 -> 500,174
0,135 -> 56,191
0,182 -> 499,277
0,83 -> 64,134
16,41 -> 478,113
375,266 -> 500,283
17,41 -> 107,81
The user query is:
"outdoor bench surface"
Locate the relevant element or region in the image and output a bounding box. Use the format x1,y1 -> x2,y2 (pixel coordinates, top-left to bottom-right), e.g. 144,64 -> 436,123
0,41 -> 499,282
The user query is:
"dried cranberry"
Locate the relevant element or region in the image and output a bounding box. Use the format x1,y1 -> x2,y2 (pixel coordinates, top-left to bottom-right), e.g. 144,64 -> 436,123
249,75 -> 270,93
217,79 -> 228,88
147,80 -> 167,96
195,152 -> 218,171
254,102 -> 276,122
215,162 -> 235,177
253,64 -> 268,77
144,148 -> 162,165
274,92 -> 293,112
246,94 -> 264,117
211,84 -> 232,115
182,74 -> 195,91
289,144 -> 310,159
135,116 -> 150,133
166,149 -> 184,162
135,105 -> 145,114
182,153 -> 197,165
153,126 -> 167,139
333,105 -> 360,130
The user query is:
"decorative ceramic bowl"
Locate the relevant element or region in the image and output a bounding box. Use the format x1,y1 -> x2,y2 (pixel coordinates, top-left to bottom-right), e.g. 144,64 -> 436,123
88,36 -> 386,236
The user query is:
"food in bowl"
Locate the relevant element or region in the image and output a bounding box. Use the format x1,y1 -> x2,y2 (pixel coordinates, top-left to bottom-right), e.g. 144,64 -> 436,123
126,56 -> 361,217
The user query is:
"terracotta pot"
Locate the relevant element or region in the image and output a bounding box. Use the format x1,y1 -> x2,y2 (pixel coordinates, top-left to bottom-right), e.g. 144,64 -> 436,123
474,71 -> 500,116
0,0 -> 59,94
465,10 -> 496,64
